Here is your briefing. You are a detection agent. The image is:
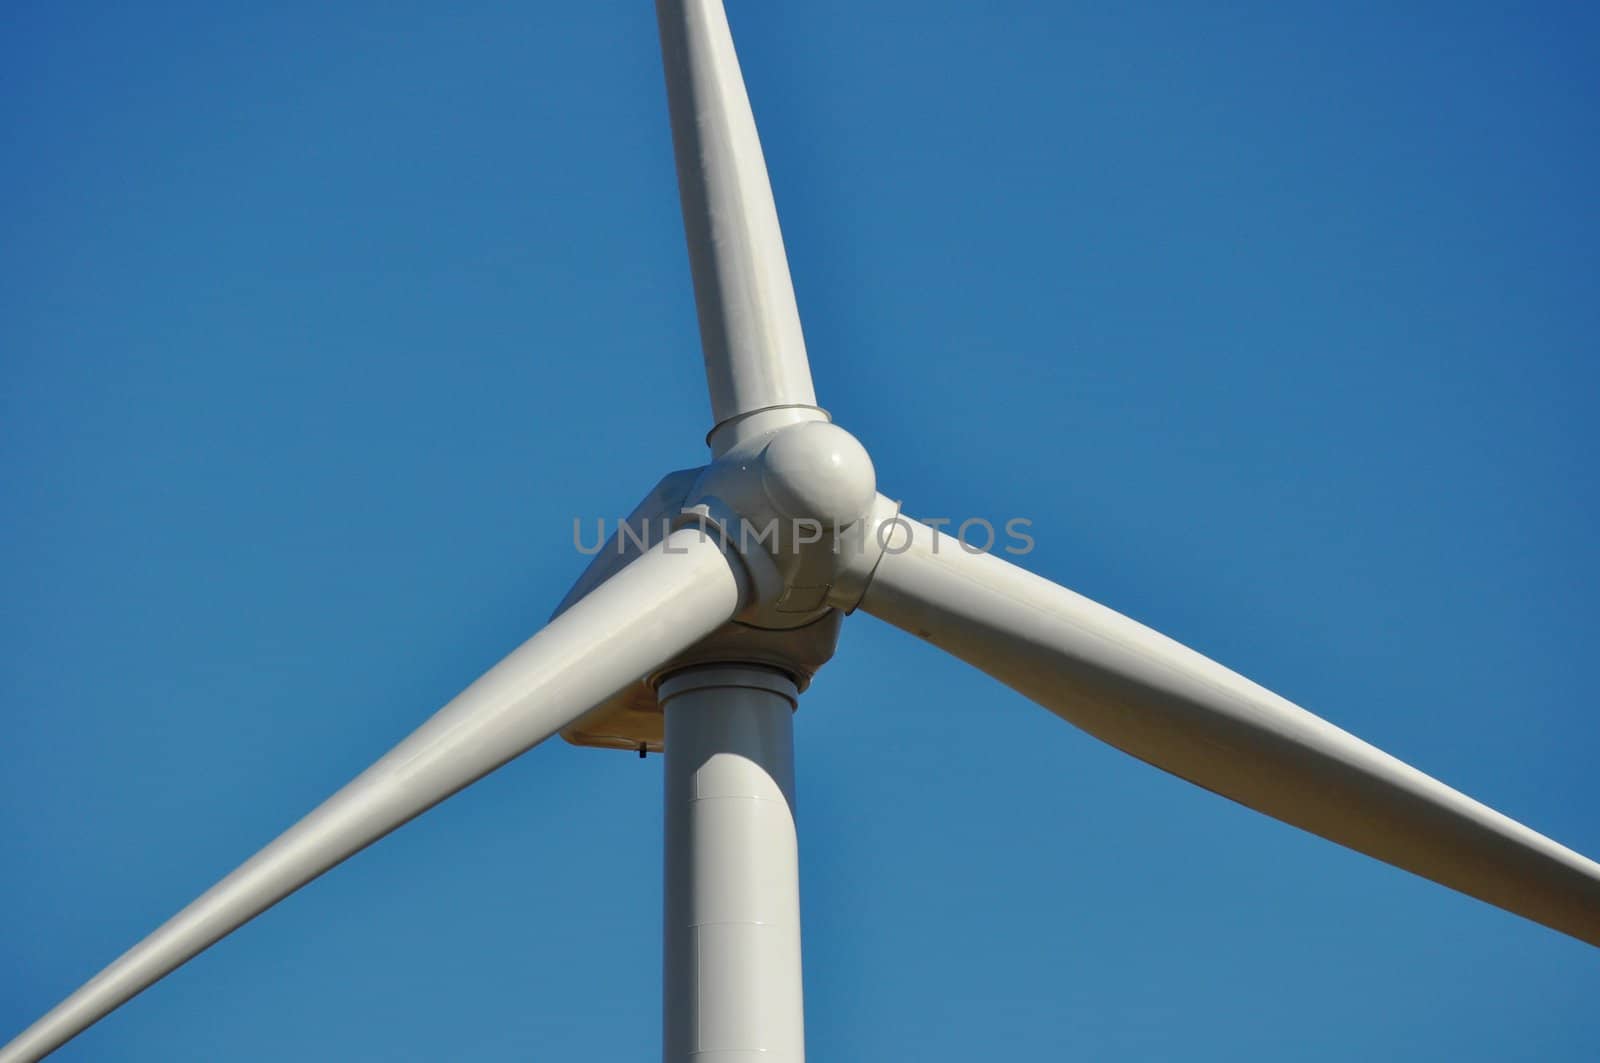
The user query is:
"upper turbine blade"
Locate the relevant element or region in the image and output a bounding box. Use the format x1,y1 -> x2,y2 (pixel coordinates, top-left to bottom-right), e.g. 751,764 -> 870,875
657,0 -> 821,447
2,528 -> 748,1063
858,515 -> 1600,947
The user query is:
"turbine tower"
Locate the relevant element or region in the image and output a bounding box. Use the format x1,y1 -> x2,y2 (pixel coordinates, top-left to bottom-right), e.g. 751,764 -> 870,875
5,3 -> 1598,1061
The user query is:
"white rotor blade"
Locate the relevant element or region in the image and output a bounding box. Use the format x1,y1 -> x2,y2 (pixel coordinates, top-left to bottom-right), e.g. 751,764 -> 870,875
859,515 -> 1600,946
657,0 -> 819,438
2,528 -> 747,1063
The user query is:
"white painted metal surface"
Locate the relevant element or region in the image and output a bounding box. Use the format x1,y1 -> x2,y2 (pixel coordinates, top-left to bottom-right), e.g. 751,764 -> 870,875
661,666 -> 805,1063
860,515 -> 1600,945
656,0 -> 825,451
0,531 -> 747,1063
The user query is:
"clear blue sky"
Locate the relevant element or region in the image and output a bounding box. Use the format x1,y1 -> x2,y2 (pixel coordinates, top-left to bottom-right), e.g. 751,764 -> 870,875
4,3 -> 1597,1059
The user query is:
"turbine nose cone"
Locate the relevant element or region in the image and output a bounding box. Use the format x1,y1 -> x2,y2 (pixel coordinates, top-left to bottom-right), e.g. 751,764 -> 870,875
760,421 -> 876,529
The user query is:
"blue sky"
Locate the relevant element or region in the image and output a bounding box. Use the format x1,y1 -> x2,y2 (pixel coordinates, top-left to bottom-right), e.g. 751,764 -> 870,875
4,2 -> 1597,1059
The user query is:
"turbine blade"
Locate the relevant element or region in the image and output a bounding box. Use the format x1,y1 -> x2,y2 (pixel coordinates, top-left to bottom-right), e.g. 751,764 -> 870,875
656,0 -> 820,448
2,528 -> 747,1063
858,515 -> 1600,946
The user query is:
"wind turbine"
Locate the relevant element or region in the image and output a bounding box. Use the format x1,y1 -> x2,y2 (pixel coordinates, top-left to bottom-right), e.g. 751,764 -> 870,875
5,3 -> 1598,1061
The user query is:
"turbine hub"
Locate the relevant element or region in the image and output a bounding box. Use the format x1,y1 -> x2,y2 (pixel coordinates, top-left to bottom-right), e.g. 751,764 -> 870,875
552,420 -> 900,752
759,421 -> 876,530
